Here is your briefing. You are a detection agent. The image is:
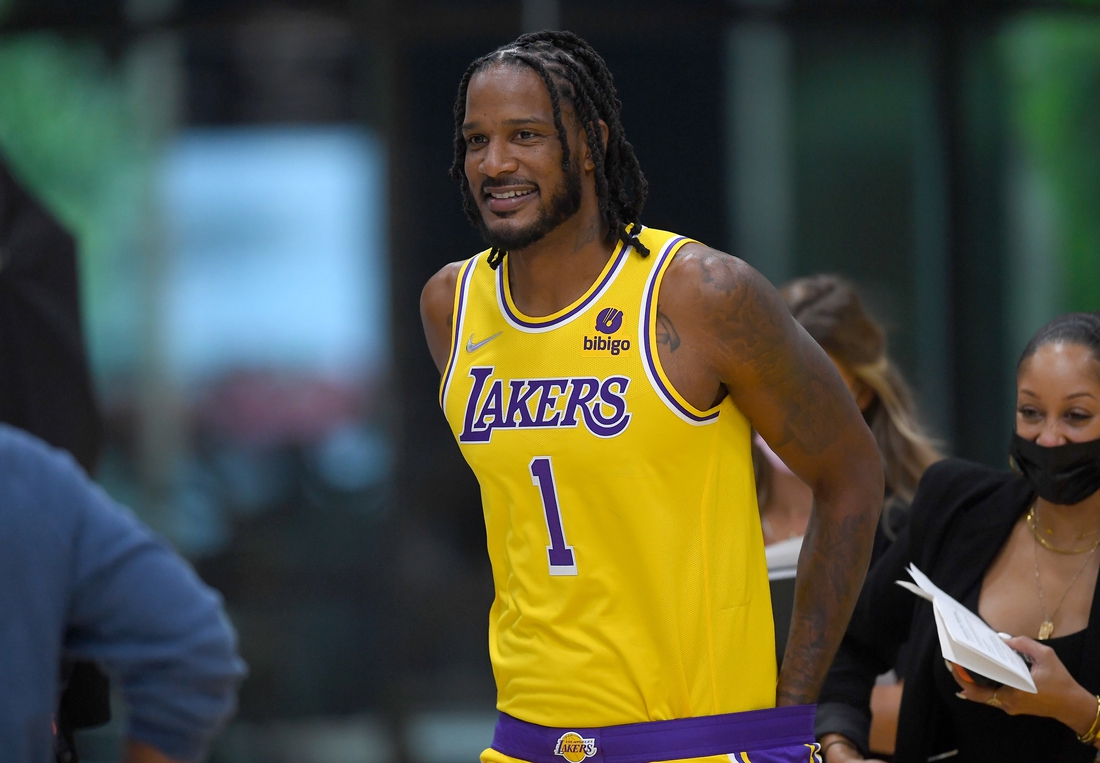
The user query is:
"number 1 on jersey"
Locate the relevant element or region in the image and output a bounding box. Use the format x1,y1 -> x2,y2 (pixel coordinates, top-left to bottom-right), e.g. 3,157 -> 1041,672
530,457 -> 577,576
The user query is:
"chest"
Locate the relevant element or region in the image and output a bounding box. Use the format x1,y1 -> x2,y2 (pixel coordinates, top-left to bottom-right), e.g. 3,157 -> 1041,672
444,243 -> 733,443
979,519 -> 1100,641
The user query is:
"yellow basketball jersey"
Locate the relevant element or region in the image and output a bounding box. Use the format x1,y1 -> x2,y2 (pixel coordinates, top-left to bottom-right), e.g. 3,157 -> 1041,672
440,227 -> 776,728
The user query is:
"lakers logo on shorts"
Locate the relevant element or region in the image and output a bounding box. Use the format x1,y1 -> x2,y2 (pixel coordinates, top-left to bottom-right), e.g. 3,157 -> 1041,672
553,731 -> 597,762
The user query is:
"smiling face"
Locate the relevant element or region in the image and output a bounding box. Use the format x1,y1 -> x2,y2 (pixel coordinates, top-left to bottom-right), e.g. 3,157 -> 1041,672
1016,341 -> 1100,445
461,63 -> 586,251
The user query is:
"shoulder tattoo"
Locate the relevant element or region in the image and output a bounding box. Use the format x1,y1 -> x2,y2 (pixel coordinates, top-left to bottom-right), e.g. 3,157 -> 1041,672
656,311 -> 681,352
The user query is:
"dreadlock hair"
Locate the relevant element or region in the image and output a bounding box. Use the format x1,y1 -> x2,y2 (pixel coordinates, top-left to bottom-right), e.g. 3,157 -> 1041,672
450,30 -> 650,269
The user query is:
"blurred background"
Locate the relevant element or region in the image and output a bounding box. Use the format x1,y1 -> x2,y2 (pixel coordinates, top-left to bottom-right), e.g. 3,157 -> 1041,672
0,0 -> 1097,760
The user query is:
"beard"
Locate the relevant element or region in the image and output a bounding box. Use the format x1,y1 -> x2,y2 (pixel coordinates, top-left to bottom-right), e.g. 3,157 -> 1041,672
476,161 -> 583,252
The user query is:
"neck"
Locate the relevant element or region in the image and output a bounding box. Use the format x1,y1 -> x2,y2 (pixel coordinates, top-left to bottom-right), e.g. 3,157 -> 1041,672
1035,491 -> 1100,544
506,209 -> 614,317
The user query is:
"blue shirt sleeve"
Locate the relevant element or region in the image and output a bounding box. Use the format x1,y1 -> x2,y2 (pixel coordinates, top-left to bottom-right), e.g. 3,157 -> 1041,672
0,426 -> 247,762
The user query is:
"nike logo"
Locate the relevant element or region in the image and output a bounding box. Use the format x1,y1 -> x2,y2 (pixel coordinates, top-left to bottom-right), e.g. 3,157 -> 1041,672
466,331 -> 502,353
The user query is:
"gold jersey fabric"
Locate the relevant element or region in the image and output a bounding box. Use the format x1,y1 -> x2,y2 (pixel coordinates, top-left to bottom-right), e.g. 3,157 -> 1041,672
440,227 -> 776,728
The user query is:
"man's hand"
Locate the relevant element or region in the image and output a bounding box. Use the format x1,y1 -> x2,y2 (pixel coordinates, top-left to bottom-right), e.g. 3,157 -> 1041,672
659,245 -> 884,705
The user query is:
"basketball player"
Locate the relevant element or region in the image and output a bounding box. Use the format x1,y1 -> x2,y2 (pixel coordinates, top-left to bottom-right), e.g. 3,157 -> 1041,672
421,31 -> 884,763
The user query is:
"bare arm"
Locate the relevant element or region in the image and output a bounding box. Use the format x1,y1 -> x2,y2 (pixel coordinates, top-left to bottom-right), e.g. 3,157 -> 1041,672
660,245 -> 884,705
420,261 -> 464,374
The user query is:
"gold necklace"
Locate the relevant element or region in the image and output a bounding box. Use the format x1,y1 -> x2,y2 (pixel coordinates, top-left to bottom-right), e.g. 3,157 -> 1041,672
1026,504 -> 1100,555
1032,525 -> 1100,640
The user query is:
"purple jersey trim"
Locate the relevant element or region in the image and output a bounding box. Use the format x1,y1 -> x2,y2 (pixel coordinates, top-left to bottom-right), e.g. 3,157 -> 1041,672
439,256 -> 477,408
640,236 -> 720,424
496,241 -> 630,332
492,705 -> 816,763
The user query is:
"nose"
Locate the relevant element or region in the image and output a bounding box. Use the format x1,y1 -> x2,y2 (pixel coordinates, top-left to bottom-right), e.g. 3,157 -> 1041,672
1036,423 -> 1068,447
480,136 -> 518,178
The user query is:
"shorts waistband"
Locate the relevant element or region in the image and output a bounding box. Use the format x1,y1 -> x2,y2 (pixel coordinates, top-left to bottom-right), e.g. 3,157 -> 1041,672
491,704 -> 816,763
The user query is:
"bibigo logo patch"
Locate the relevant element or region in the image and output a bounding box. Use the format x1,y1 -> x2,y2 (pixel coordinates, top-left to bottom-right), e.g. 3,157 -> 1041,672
553,732 -> 597,762
594,307 -> 623,334
583,307 -> 630,356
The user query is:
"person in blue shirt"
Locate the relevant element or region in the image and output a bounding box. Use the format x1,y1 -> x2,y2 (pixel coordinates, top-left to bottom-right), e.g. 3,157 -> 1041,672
0,424 -> 246,763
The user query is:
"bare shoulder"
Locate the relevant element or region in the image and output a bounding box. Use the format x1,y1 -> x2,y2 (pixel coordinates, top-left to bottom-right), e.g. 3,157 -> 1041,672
420,260 -> 466,374
660,242 -> 790,351
421,261 -> 464,316
663,242 -> 755,292
659,242 -> 848,454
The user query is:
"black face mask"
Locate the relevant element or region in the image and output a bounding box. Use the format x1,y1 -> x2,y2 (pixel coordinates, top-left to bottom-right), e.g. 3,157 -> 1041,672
1009,432 -> 1100,506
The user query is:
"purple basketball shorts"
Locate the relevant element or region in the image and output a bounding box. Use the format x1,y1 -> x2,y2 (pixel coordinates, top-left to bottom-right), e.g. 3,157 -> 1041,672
480,705 -> 821,763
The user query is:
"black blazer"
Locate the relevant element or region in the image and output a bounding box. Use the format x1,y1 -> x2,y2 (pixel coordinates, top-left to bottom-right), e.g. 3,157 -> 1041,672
816,457 -> 1100,762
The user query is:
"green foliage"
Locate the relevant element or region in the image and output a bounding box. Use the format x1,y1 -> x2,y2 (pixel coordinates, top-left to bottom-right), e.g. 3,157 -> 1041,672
1004,16 -> 1100,313
0,34 -> 148,376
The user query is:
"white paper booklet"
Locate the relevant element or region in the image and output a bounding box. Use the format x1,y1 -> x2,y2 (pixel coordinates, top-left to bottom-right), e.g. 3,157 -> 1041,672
896,564 -> 1037,693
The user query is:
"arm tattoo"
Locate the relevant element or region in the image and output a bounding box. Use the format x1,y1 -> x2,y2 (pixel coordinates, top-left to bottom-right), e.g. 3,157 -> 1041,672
656,311 -> 681,352
686,248 -> 880,705
776,507 -> 876,704
700,257 -> 838,455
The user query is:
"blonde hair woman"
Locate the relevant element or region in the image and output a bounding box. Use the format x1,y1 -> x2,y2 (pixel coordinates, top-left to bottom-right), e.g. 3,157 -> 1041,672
781,274 -> 942,551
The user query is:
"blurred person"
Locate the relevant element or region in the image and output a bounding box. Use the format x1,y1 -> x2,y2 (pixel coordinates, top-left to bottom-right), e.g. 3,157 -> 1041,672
775,275 -> 944,561
0,424 -> 246,763
0,151 -> 111,759
753,432 -> 814,549
0,152 -> 103,474
816,311 -> 1100,763
422,30 -> 883,763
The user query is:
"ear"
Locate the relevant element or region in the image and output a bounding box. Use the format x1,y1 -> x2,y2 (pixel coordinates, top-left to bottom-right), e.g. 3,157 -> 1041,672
580,120 -> 610,172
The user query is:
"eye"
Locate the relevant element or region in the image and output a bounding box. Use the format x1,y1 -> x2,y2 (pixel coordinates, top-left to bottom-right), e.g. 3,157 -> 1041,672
1018,405 -> 1042,420
466,134 -> 486,147
516,130 -> 538,140
1066,408 -> 1094,423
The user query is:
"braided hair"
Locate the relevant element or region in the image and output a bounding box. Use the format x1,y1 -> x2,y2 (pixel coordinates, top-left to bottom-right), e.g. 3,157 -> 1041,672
450,31 -> 650,269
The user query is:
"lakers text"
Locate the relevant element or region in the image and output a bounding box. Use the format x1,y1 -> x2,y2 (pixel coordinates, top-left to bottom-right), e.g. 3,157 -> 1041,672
459,366 -> 632,443
554,732 -> 598,763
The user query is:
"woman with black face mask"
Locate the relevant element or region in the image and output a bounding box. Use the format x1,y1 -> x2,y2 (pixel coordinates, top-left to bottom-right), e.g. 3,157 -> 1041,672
816,311 -> 1100,763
